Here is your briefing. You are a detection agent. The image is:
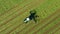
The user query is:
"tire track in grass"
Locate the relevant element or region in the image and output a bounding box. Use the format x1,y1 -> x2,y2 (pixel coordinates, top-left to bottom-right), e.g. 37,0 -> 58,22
52,28 -> 60,34
25,9 -> 60,34
0,0 -> 36,27
0,0 -> 28,16
6,0 -> 44,34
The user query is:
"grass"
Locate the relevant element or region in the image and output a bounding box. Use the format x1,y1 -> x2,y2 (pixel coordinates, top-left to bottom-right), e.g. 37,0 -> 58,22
0,0 -> 60,34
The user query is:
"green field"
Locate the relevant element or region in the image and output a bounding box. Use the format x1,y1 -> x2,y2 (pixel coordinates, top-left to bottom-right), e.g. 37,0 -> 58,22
0,0 -> 60,34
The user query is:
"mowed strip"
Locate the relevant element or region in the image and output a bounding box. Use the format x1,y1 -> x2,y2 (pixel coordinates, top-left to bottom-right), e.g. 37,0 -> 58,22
0,0 -> 44,33
24,9 -> 60,34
